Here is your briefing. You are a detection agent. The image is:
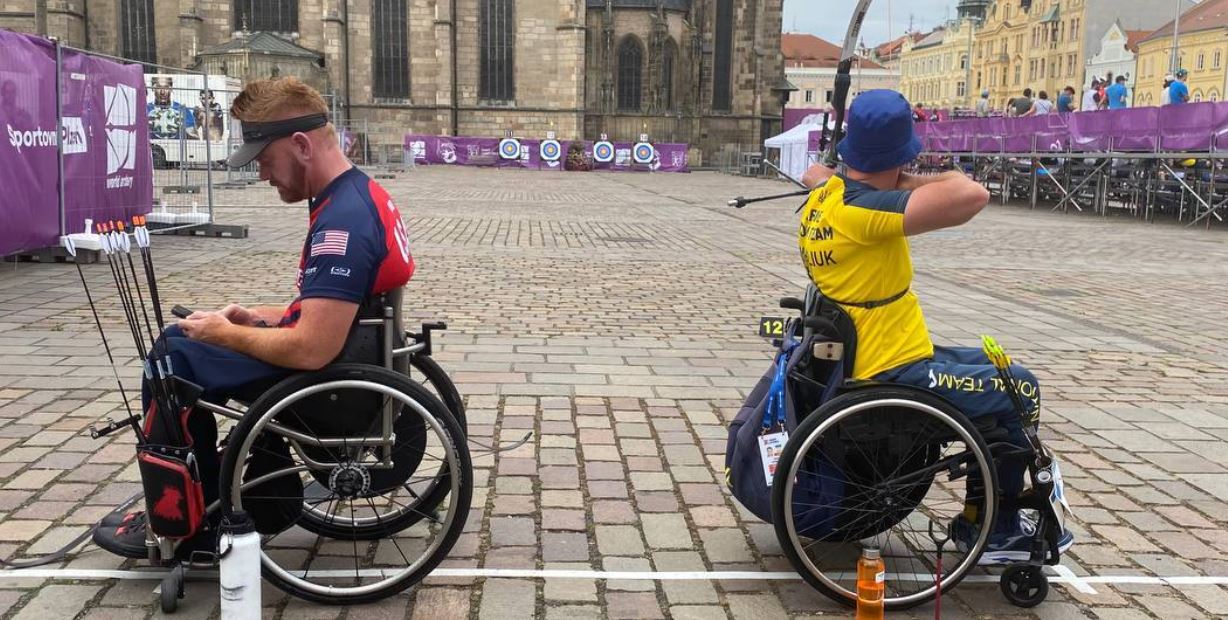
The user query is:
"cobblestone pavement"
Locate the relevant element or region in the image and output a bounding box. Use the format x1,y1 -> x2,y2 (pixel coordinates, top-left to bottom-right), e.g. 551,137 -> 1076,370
1,166 -> 1228,619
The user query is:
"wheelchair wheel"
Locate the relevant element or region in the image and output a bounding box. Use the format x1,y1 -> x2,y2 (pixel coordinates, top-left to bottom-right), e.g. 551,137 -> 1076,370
297,353 -> 465,540
218,364 -> 471,605
772,386 -> 998,610
402,352 -> 466,431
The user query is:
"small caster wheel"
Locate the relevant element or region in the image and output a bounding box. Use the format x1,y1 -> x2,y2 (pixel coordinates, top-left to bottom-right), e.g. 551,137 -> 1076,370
1000,564 -> 1049,608
161,564 -> 184,613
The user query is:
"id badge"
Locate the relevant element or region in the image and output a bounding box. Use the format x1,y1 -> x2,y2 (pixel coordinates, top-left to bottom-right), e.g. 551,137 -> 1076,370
758,431 -> 789,486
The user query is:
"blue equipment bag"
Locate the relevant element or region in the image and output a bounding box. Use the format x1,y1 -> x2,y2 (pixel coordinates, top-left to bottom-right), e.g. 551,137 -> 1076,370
724,320 -> 849,536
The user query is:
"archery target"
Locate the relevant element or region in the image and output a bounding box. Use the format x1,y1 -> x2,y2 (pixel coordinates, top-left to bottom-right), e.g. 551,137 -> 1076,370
633,142 -> 655,165
540,139 -> 562,162
593,141 -> 615,163
498,138 -> 521,160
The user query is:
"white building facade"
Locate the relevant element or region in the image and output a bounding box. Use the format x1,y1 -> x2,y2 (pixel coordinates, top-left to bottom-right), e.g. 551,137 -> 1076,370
1085,21 -> 1139,92
786,64 -> 901,109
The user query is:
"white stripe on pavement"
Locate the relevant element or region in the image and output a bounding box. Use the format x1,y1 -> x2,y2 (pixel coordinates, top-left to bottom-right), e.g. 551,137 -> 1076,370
3,566 -> 1228,593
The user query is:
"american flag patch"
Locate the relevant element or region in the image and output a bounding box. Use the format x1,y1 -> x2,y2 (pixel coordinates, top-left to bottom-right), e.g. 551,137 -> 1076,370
310,230 -> 349,257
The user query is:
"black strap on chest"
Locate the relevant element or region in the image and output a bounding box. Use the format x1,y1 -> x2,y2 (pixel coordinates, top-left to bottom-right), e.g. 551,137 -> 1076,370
823,287 -> 910,310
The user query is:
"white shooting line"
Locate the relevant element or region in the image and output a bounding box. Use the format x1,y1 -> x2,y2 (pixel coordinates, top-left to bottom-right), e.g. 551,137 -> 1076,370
5,566 -> 1228,593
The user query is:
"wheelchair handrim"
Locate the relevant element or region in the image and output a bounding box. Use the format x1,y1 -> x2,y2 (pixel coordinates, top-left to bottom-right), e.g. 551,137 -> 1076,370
229,379 -> 464,598
781,397 -> 996,607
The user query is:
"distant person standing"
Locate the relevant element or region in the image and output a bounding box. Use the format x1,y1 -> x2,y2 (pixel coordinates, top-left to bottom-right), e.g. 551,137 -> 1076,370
1056,86 -> 1076,113
1094,74 -> 1111,110
1168,69 -> 1190,105
913,102 -> 928,122
1011,88 -> 1034,116
1161,75 -> 1174,106
1106,75 -> 1129,110
1081,79 -> 1100,112
976,90 -> 990,117
1023,91 -> 1055,116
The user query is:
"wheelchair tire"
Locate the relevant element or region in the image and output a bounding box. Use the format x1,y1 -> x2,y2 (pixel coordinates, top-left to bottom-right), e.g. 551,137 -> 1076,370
404,353 -> 466,432
772,386 -> 999,611
296,353 -> 465,540
1000,564 -> 1049,607
218,364 -> 471,606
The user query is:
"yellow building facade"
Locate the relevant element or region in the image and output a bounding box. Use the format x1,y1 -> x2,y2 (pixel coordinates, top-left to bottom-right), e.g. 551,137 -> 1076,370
1136,11 -> 1228,106
975,0 -> 1086,111
899,0 -> 1185,111
899,20 -> 978,109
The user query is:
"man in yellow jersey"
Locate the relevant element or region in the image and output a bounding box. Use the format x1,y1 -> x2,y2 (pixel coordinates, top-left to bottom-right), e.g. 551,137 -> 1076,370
799,90 -> 1072,564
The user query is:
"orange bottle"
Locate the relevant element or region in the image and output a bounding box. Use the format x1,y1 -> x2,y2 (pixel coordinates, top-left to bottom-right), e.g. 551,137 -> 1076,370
856,547 -> 885,620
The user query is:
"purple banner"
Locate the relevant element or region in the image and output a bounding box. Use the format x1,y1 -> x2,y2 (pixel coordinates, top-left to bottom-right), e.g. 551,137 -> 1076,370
808,130 -> 822,152
916,103 -> 1228,154
61,51 -> 152,235
0,30 -> 152,256
784,108 -> 828,132
0,31 -> 59,256
403,135 -> 689,172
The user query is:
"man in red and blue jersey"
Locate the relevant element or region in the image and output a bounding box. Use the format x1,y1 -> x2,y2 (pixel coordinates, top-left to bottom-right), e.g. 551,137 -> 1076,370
95,77 -> 415,558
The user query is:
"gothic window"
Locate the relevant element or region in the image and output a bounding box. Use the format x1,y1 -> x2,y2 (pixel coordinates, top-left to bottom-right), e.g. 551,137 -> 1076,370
479,0 -> 515,102
372,0 -> 409,99
120,0 -> 156,64
234,0 -> 299,33
617,36 -> 644,111
661,39 -> 677,111
712,0 -> 734,111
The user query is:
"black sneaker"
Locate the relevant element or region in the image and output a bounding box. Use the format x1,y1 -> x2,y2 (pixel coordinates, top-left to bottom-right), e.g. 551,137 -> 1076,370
92,511 -> 149,559
99,509 -> 141,528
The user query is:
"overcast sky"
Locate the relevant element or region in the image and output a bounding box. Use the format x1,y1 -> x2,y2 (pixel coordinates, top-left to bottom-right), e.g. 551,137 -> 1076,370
781,0 -> 962,47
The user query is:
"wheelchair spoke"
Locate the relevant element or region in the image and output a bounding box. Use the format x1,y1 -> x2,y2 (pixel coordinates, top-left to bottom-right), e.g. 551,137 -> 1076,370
793,463 -> 896,495
364,496 -> 415,566
349,501 -> 361,586
283,404 -> 349,466
380,491 -> 443,526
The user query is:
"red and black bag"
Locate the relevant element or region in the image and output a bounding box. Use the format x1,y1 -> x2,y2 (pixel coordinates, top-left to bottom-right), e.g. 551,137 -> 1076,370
137,396 -> 207,540
137,446 -> 206,539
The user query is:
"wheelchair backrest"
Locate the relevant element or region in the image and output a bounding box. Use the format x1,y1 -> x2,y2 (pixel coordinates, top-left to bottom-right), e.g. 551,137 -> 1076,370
799,284 -> 859,391
334,287 -> 406,367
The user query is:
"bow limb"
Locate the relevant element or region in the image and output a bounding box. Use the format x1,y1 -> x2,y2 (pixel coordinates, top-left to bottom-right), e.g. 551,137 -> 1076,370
823,0 -> 874,167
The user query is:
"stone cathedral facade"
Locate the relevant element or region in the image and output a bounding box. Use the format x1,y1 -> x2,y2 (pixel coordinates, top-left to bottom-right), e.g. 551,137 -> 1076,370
2,0 -> 785,163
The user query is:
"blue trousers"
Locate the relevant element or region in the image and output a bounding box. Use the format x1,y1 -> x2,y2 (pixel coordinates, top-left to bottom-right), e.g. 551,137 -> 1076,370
874,345 -> 1039,522
141,325 -> 292,506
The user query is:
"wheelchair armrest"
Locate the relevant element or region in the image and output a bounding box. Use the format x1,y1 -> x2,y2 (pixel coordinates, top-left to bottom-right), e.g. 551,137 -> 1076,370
407,321 -> 447,357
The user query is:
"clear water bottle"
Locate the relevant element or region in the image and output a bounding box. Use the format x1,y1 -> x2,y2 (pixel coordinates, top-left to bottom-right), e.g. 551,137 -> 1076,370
856,546 -> 885,620
219,510 -> 261,619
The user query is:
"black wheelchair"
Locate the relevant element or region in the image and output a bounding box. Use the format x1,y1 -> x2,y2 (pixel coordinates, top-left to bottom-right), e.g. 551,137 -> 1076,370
147,288 -> 472,611
756,285 -> 1069,610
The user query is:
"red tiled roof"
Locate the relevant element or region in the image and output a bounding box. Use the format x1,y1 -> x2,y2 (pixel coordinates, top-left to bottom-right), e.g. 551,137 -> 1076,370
1124,30 -> 1150,53
872,32 -> 925,59
1140,0 -> 1228,44
781,33 -> 884,69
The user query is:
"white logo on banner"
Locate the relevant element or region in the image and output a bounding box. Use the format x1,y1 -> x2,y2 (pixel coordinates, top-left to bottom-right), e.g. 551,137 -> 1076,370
6,124 -> 58,152
104,83 -> 136,187
438,141 -> 457,164
61,117 -> 87,154
409,140 -> 426,161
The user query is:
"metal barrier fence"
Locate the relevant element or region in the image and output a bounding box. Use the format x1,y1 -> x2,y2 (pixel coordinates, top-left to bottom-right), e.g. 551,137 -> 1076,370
126,64 -> 229,231
712,143 -> 776,176
914,147 -> 1228,229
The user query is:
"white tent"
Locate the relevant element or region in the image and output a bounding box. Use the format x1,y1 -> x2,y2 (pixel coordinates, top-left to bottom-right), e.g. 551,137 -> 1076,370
763,114 -> 832,182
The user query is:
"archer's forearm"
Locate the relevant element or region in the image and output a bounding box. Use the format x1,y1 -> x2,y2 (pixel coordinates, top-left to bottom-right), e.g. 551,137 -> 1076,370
896,170 -> 966,191
249,305 -> 288,326
214,324 -> 329,370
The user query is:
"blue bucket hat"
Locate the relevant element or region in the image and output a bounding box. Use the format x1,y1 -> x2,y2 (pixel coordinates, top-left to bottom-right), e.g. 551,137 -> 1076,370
837,90 -> 923,174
